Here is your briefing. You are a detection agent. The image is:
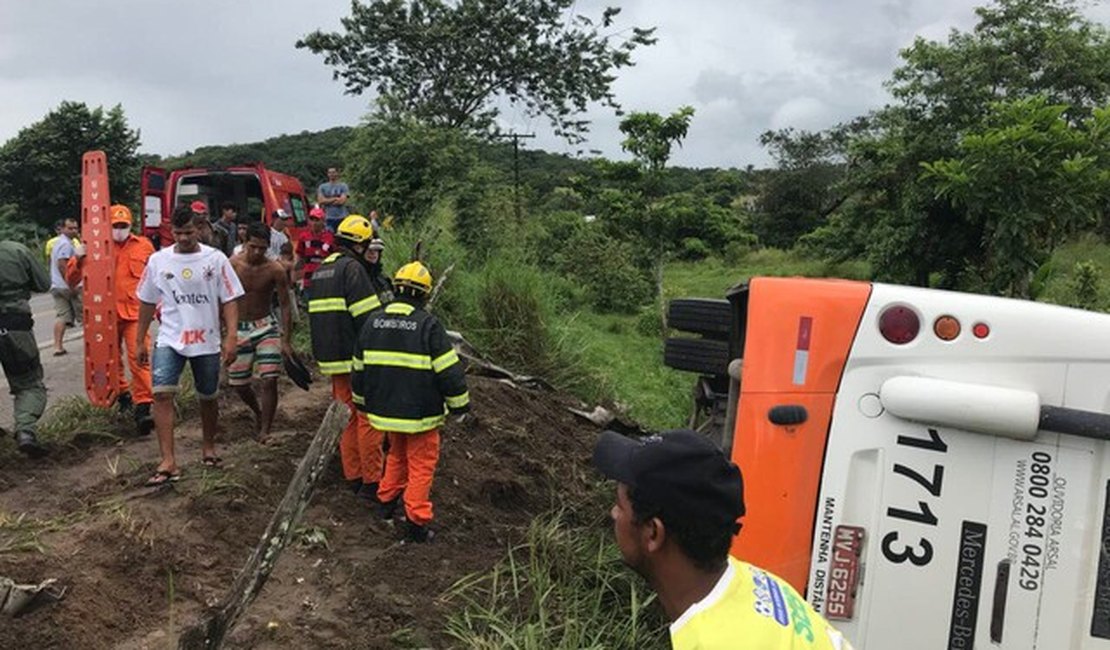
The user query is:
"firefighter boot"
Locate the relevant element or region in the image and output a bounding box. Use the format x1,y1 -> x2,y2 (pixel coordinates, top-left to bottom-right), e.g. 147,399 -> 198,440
404,521 -> 435,544
356,482 -> 380,504
116,391 -> 134,415
134,402 -> 154,437
377,497 -> 400,521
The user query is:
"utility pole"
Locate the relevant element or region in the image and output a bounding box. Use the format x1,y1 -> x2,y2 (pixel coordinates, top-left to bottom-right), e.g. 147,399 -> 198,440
493,132 -> 535,222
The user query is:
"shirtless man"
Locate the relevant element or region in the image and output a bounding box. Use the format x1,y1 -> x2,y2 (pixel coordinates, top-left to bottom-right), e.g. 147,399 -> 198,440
229,222 -> 294,442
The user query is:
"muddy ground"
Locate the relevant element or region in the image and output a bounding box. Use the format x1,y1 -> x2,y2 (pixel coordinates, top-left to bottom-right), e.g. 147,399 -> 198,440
0,374 -> 603,648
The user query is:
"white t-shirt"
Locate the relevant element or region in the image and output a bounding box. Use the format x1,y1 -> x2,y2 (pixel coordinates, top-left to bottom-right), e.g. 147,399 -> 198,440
137,244 -> 244,356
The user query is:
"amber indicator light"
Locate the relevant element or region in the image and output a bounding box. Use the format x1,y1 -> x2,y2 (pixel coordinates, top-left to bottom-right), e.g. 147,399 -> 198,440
934,315 -> 961,341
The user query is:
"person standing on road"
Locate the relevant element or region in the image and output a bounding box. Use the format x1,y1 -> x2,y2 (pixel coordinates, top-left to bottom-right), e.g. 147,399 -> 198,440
0,240 -> 51,457
307,215 -> 384,502
316,167 -> 350,233
66,205 -> 156,435
592,429 -> 853,650
135,205 -> 243,487
49,217 -> 81,356
229,222 -> 294,444
355,261 -> 470,544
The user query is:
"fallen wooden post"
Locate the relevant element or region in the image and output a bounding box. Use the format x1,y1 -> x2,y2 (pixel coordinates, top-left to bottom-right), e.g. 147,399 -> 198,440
177,400 -> 348,649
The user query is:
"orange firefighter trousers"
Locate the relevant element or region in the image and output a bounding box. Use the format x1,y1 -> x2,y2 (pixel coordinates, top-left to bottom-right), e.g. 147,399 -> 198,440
331,374 -> 384,484
118,319 -> 152,404
377,429 -> 441,526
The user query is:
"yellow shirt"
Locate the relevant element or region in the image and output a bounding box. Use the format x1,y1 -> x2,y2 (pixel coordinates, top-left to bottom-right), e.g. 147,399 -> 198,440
670,558 -> 853,650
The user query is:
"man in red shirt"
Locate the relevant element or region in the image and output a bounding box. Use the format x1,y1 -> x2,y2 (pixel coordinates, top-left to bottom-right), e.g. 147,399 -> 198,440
295,207 -> 334,291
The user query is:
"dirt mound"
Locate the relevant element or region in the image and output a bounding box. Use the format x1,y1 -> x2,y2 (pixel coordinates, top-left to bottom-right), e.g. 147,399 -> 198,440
0,375 -> 603,648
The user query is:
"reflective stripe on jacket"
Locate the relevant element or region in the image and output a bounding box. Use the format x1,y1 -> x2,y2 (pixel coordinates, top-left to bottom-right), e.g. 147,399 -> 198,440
353,300 -> 469,433
307,251 -> 378,375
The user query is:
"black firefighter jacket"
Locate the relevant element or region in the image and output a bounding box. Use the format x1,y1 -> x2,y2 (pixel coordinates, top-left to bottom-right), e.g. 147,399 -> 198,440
307,251 -> 381,375
352,299 -> 470,433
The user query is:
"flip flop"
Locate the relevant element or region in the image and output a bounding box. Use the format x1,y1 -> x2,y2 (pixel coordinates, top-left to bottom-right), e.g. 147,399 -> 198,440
143,470 -> 180,488
201,456 -> 223,469
52,350 -> 67,357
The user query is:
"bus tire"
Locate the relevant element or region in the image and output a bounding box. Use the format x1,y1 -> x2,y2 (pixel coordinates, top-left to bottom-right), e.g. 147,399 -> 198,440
667,298 -> 731,339
664,338 -> 730,376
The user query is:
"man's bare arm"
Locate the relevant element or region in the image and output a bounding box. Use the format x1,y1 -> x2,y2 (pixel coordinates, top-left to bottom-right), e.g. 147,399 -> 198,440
274,263 -> 293,355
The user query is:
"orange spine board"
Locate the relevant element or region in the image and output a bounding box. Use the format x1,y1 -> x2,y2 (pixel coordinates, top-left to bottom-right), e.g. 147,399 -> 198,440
81,151 -> 121,407
729,277 -> 871,593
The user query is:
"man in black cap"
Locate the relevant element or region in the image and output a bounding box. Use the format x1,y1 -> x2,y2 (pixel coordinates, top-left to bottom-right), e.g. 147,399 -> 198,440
593,429 -> 852,649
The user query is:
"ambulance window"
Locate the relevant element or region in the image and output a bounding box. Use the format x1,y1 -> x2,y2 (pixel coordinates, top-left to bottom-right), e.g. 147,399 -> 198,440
289,196 -> 307,226
246,197 -> 264,221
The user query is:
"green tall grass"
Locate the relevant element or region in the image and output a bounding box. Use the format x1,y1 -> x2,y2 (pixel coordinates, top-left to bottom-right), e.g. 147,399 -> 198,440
445,509 -> 668,650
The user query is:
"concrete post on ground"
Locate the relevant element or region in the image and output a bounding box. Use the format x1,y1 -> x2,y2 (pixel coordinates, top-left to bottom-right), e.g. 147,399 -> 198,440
177,401 -> 348,650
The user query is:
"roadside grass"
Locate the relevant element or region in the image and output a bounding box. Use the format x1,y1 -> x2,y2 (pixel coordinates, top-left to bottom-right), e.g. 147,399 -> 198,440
37,396 -> 129,451
0,510 -> 83,554
444,505 -> 668,650
665,249 -> 871,301
1036,234 -> 1110,310
556,310 -> 688,431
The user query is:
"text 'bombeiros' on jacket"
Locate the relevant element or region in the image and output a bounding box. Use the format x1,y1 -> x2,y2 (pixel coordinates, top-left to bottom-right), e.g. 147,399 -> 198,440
307,251 -> 381,375
352,300 -> 470,433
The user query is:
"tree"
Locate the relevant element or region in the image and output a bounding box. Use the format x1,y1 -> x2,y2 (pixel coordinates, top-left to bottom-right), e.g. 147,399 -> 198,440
922,97 -> 1109,297
297,0 -> 656,143
750,127 -> 853,249
343,117 -> 477,221
810,0 -> 1110,287
0,102 -> 141,230
619,106 -> 695,173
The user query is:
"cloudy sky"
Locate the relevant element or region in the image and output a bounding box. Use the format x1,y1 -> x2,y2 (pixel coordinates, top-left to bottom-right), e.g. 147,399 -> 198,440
0,0 -> 1106,170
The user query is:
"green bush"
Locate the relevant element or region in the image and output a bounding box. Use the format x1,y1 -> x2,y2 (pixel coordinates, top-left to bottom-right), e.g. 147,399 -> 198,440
678,237 -> 711,260
445,507 -> 668,650
556,227 -> 654,314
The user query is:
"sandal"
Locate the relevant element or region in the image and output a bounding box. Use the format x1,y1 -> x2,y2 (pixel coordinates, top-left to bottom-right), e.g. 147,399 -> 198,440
201,456 -> 223,469
143,469 -> 180,488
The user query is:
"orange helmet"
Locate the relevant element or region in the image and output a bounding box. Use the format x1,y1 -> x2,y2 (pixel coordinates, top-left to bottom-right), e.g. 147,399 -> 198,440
109,204 -> 133,226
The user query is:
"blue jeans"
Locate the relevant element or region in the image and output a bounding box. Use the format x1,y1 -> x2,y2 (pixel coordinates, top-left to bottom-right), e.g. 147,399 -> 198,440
151,346 -> 221,400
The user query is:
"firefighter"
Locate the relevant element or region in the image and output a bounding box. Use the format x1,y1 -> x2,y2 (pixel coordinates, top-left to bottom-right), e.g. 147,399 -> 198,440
307,214 -> 385,501
354,261 -> 469,543
67,205 -> 156,435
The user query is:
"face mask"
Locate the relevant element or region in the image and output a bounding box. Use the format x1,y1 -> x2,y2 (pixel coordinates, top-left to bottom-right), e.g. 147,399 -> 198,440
111,228 -> 130,243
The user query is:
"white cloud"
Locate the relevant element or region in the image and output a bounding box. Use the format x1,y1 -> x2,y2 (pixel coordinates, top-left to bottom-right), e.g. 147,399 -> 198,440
0,0 -> 1102,170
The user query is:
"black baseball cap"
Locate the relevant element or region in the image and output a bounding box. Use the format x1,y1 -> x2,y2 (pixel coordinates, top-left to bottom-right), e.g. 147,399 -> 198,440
593,429 -> 745,529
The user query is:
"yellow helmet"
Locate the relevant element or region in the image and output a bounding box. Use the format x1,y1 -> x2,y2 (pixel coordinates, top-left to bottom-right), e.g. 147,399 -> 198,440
336,214 -> 373,244
394,261 -> 433,294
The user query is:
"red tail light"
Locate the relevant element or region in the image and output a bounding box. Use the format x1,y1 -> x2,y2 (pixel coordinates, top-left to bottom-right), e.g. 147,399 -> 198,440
879,306 -> 920,344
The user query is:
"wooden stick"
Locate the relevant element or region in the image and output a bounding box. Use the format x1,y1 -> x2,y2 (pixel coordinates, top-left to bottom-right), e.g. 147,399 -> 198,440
177,401 -> 348,649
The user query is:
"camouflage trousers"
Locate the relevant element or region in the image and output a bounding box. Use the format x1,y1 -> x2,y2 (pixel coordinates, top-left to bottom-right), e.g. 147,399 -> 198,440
0,329 -> 46,435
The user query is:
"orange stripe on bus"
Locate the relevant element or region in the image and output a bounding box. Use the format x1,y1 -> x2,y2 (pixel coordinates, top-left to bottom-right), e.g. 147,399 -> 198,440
729,277 -> 871,593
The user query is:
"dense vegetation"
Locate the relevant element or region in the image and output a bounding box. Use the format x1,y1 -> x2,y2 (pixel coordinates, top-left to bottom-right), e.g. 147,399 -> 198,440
0,0 -> 1107,645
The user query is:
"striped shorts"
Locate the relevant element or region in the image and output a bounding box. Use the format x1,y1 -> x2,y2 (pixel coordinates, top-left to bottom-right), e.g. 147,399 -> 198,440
228,316 -> 282,386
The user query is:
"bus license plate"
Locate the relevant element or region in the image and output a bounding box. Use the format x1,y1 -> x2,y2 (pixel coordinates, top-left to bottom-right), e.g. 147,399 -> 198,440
825,525 -> 865,620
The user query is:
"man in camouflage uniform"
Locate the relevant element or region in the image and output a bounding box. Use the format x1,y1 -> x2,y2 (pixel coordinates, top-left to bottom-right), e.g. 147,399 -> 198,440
0,240 -> 51,457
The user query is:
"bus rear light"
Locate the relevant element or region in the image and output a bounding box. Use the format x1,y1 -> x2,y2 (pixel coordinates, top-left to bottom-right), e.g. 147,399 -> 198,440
973,322 -> 990,339
934,315 -> 961,341
879,306 -> 920,344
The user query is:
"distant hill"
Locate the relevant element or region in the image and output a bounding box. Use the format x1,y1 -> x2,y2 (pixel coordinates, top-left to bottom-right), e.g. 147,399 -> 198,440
154,126 -> 356,189
151,125 -> 743,202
